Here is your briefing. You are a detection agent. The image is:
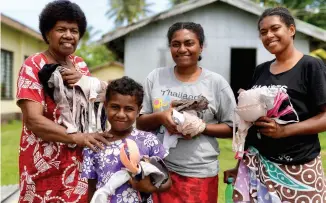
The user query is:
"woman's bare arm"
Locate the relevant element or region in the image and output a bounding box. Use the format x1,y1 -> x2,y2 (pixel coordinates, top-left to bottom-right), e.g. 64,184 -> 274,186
18,100 -> 111,151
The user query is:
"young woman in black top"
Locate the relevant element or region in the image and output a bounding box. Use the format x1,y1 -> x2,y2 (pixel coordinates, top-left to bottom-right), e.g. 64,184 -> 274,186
226,7 -> 326,202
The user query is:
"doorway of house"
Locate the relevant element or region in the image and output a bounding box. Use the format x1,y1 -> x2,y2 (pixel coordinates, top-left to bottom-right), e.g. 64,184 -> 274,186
230,48 -> 256,99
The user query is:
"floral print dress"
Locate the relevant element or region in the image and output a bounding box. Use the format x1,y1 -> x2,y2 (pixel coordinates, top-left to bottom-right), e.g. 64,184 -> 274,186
82,129 -> 167,203
17,53 -> 90,203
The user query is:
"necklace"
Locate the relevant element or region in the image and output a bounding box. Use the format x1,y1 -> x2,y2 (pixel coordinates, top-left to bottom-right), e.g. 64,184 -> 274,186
46,50 -> 69,66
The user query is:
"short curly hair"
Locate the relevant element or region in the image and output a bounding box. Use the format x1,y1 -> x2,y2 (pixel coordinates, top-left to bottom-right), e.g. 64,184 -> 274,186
167,22 -> 205,61
105,76 -> 144,107
39,0 -> 87,44
258,7 -> 296,39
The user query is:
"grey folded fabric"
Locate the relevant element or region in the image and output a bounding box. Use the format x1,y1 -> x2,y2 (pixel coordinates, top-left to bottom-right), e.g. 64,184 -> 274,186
171,95 -> 209,116
46,66 -> 107,136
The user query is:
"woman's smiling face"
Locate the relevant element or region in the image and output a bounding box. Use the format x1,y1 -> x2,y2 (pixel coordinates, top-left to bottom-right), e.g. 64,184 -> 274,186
259,15 -> 295,55
170,29 -> 202,68
46,21 -> 80,57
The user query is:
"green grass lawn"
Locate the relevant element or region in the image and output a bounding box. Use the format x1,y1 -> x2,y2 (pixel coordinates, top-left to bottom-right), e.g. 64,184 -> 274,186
217,138 -> 237,202
1,120 -> 22,185
1,121 -> 325,202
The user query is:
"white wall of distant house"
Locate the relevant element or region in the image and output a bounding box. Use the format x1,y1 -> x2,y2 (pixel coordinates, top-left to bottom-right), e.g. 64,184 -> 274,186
124,2 -> 309,83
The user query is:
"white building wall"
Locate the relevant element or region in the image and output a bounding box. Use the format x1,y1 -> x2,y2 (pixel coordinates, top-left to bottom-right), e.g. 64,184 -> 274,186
124,2 -> 310,83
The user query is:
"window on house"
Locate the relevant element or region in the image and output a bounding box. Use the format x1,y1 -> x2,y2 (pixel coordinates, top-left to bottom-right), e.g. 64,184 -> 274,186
1,49 -> 14,99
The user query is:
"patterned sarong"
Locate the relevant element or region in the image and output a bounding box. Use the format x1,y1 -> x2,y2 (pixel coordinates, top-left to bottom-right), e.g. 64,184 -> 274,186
152,171 -> 218,203
234,147 -> 326,203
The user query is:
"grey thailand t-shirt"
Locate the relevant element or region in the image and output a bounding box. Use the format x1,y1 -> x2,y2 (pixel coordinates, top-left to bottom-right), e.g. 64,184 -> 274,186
140,67 -> 236,178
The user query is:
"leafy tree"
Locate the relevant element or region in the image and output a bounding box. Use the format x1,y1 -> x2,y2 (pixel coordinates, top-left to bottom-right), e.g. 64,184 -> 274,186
75,26 -> 115,69
253,0 -> 326,29
106,0 -> 152,26
310,48 -> 326,62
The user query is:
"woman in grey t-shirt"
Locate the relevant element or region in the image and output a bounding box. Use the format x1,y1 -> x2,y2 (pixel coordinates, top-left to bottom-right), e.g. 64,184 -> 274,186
136,22 -> 236,203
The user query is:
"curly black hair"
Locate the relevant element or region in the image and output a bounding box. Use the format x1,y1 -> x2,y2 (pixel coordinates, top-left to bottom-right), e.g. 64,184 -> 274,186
105,76 -> 144,107
258,7 -> 296,39
167,22 -> 205,61
39,0 -> 87,44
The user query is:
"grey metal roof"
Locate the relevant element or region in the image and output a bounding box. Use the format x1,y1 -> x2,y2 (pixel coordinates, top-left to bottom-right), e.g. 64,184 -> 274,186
100,0 -> 326,44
